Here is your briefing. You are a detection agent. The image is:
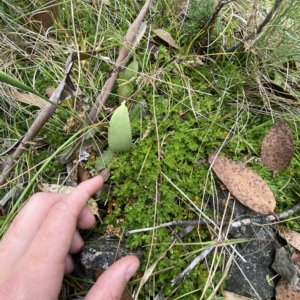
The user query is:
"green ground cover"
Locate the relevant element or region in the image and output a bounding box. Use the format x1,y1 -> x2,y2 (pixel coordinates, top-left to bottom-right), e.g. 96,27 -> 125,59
1,0 -> 300,298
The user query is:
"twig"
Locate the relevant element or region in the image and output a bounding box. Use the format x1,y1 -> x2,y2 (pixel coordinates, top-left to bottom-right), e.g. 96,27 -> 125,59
61,0 -> 152,164
166,201 -> 300,288
206,0 -> 235,31
170,243 -> 237,290
0,55 -> 76,186
125,202 -> 300,236
196,0 -> 235,53
171,246 -> 215,286
225,0 -> 283,53
127,201 -> 300,292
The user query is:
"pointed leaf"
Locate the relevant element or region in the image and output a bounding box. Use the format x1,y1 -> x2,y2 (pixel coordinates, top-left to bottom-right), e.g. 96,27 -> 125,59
118,60 -> 139,81
261,120 -> 295,175
117,83 -> 135,99
31,0 -> 59,30
152,28 -> 180,49
70,47 -> 104,61
38,183 -> 75,194
209,154 -> 276,215
0,70 -> 41,97
117,60 -> 138,98
7,91 -> 47,108
87,198 -> 101,221
132,21 -> 147,48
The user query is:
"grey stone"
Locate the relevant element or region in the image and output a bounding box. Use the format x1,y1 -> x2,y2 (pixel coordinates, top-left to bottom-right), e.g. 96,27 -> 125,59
210,186 -> 279,299
73,234 -> 143,288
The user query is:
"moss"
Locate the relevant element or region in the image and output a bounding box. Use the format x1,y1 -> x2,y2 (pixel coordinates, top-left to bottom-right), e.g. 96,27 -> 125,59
1,0 -> 300,298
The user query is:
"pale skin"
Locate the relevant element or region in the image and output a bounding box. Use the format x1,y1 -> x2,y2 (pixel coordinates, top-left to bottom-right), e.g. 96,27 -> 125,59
0,176 -> 140,300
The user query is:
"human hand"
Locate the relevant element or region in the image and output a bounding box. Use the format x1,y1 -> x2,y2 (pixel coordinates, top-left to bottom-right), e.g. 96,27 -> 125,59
0,176 -> 140,299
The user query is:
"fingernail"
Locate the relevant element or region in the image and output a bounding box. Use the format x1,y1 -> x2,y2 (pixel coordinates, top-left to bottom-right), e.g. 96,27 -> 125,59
125,262 -> 139,281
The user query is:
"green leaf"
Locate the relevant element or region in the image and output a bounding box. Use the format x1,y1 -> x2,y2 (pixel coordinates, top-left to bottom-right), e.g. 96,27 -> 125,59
108,101 -> 132,152
0,70 -> 43,98
117,60 -> 139,99
118,60 -> 139,81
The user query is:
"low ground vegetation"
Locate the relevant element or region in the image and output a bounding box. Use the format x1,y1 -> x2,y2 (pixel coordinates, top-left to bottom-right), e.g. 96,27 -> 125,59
1,0 -> 300,299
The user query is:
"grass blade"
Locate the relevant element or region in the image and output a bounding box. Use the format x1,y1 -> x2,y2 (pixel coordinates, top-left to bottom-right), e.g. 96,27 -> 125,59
0,70 -> 42,98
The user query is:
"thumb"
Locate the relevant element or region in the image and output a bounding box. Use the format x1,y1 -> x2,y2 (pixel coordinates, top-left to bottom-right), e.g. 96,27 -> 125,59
84,256 -> 140,300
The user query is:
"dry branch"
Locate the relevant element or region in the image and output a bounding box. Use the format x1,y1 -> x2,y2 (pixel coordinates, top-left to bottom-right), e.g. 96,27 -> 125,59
130,189 -> 299,288
0,103 -> 57,186
125,202 -> 300,235
61,0 -> 153,164
0,1 -> 152,184
0,63 -> 75,186
144,203 -> 300,288
225,0 -> 283,53
171,246 -> 215,286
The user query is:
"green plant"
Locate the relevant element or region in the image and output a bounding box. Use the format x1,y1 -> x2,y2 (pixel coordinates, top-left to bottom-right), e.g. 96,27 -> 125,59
1,0 -> 300,299
108,101 -> 132,152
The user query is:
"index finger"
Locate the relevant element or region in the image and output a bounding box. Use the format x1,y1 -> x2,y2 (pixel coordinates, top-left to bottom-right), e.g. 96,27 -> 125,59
22,176 -> 104,274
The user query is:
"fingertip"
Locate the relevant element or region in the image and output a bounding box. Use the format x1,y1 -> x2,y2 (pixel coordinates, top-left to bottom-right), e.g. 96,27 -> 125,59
84,255 -> 140,300
124,256 -> 140,281
74,175 -> 104,203
88,175 -> 104,188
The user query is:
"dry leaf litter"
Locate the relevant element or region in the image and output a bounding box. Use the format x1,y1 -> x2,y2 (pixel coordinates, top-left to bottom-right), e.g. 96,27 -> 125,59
261,119 -> 294,176
209,153 -> 276,215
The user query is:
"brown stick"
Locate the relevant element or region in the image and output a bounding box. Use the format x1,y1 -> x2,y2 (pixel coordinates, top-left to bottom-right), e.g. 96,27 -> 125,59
0,1 -> 153,182
88,0 -> 152,123
225,0 -> 283,52
62,0 -> 153,163
0,103 -> 57,186
0,76 -> 70,186
125,202 -> 300,236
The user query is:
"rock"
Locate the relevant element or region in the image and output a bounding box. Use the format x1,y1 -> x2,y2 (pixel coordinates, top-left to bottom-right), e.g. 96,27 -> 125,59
225,224 -> 277,299
272,245 -> 299,286
73,234 -> 144,289
209,186 -> 279,299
